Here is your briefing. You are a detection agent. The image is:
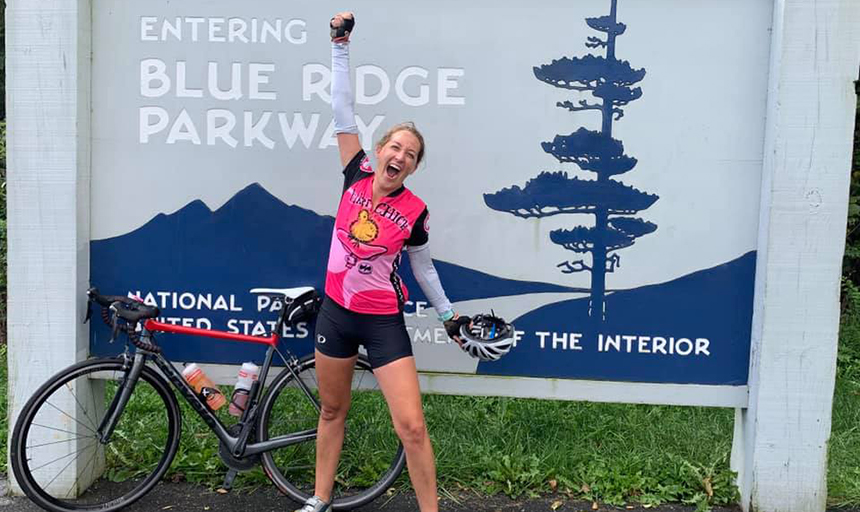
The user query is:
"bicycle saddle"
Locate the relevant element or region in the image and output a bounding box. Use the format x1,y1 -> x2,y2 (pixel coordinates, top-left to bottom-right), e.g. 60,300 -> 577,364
250,286 -> 316,301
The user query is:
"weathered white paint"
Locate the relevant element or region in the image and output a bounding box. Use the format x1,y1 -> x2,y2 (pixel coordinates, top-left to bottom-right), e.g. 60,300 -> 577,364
730,1 -> 860,511
6,0 -> 92,495
193,363 -> 749,408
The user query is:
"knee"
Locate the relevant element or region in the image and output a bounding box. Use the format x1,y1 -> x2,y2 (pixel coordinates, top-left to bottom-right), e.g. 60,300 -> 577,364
319,401 -> 350,423
394,419 -> 428,448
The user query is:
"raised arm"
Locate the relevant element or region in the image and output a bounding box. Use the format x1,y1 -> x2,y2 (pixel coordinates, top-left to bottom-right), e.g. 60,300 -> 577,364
331,12 -> 362,167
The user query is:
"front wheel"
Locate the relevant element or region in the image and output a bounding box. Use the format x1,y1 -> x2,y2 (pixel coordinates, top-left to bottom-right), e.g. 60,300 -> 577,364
11,357 -> 182,512
258,354 -> 406,510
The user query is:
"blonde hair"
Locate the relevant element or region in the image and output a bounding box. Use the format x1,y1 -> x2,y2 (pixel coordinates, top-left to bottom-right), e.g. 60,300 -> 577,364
375,122 -> 426,166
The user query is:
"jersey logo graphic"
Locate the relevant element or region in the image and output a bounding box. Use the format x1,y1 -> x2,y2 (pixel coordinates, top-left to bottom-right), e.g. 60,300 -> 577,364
349,210 -> 378,242
336,209 -> 388,271
360,156 -> 373,173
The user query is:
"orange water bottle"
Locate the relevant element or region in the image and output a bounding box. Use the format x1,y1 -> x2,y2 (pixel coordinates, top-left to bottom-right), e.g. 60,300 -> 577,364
182,363 -> 226,410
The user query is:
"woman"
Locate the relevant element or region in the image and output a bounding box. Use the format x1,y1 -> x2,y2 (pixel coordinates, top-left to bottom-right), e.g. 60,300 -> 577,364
295,12 -> 469,512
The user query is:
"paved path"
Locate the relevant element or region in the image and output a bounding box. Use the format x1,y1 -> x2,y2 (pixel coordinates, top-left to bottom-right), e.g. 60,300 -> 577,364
0,481 -> 744,512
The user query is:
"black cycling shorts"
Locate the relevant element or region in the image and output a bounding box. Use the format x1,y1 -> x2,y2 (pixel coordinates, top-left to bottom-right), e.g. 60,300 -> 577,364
314,297 -> 413,369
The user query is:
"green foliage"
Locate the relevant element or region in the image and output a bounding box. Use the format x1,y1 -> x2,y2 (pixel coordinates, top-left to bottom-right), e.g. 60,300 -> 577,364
839,80 -> 860,372
480,452 -> 546,497
843,85 -> 860,286
827,368 -> 860,506
161,388 -> 269,486
839,279 -> 860,371
56,387 -> 737,508
828,77 -> 860,508
425,394 -> 738,508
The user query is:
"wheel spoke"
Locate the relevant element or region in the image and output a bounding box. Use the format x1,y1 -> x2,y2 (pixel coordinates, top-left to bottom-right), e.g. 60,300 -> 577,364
29,422 -> 95,438
305,367 -> 319,390
262,357 -> 404,508
44,401 -> 97,435
68,442 -> 100,499
356,369 -> 368,390
27,435 -> 95,449
63,381 -> 99,431
13,360 -> 180,510
42,441 -> 97,497
88,441 -> 101,499
29,441 -> 96,473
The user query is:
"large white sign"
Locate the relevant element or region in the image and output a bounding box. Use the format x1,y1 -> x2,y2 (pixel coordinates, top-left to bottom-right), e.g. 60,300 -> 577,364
89,0 -> 771,389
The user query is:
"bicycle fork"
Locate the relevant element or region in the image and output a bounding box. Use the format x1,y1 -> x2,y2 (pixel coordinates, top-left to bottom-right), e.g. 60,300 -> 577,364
96,352 -> 147,444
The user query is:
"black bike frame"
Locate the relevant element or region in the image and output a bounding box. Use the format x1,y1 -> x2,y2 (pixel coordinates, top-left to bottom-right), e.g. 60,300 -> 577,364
108,332 -> 321,459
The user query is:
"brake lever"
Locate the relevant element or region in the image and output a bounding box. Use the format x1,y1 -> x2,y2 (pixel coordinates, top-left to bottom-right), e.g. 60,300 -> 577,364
84,300 -> 93,324
109,303 -> 121,344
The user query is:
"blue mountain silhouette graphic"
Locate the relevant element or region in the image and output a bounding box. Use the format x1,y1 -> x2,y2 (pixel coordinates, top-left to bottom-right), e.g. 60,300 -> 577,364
477,251 -> 755,385
90,183 -> 575,364
91,183 -> 755,385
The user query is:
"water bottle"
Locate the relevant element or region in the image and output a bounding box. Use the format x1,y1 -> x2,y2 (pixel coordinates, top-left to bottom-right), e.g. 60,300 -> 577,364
182,363 -> 226,411
229,362 -> 260,417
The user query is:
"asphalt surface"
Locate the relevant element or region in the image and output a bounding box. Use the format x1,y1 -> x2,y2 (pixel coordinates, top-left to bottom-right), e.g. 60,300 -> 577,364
0,479 -> 745,512
3,479 -> 857,512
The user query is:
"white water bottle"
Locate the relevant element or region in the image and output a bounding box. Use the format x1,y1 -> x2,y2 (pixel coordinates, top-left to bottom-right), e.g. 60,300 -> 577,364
229,362 -> 260,417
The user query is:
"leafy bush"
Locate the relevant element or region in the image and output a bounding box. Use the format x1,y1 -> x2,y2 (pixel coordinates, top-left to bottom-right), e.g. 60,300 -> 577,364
840,81 -> 860,373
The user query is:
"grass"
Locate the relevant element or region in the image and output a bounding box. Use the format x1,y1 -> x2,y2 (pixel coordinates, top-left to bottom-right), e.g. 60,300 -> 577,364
828,371 -> 860,506
38,369 -> 740,509
827,291 -> 860,507
4,321 -> 860,509
134,393 -> 738,509
425,395 -> 736,508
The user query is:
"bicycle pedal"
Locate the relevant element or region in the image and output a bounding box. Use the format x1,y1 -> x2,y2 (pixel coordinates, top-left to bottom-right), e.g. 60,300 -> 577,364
220,469 -> 238,492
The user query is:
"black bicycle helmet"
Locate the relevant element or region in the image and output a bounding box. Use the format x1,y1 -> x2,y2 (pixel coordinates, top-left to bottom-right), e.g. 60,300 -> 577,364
459,313 -> 515,362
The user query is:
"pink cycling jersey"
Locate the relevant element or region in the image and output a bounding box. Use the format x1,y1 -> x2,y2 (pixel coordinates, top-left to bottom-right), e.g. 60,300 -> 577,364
324,150 -> 430,315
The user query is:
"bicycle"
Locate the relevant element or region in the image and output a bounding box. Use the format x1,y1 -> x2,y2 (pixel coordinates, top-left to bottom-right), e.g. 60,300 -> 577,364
10,287 -> 407,512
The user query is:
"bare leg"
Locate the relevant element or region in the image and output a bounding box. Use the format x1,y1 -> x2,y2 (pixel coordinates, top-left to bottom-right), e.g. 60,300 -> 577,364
373,356 -> 438,512
313,350 -> 358,502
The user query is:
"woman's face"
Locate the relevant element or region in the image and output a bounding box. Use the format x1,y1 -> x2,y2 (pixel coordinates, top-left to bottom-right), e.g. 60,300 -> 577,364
374,130 -> 421,192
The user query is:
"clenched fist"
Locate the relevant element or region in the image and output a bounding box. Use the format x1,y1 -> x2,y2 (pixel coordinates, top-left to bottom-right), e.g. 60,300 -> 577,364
330,12 -> 355,43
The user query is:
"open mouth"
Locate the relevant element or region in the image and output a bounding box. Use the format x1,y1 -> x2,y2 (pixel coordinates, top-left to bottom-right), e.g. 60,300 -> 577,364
385,164 -> 402,179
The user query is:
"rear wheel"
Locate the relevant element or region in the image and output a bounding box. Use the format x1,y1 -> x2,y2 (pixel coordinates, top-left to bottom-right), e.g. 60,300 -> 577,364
258,354 -> 406,510
11,357 -> 181,512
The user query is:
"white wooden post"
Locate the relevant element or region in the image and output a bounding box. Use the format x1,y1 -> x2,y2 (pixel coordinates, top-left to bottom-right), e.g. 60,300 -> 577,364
731,1 -> 860,511
6,0 -> 92,494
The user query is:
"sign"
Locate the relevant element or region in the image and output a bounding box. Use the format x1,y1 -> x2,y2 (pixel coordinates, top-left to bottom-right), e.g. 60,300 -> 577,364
90,0 -> 772,387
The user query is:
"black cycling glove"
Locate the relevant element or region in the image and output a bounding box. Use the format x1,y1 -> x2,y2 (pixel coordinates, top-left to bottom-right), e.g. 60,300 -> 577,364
444,315 -> 471,339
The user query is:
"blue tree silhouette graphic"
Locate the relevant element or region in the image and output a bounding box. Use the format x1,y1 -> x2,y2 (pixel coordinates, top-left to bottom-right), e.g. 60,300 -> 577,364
484,0 -> 658,322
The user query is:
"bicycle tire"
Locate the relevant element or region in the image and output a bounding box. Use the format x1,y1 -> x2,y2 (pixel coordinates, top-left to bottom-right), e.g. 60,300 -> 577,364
11,357 -> 182,512
258,354 -> 406,510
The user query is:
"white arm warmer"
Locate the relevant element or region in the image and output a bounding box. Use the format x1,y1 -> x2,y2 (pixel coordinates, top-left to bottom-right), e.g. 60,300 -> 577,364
406,243 -> 454,319
331,42 -> 358,134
